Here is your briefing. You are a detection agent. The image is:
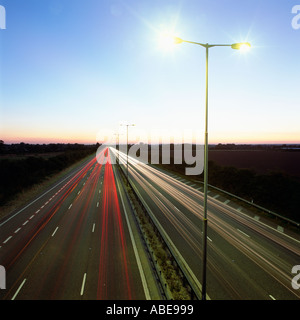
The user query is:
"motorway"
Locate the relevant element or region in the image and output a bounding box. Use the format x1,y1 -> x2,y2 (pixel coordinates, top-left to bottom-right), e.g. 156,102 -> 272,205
0,149 -> 161,300
1,146 -> 300,300
113,148 -> 300,300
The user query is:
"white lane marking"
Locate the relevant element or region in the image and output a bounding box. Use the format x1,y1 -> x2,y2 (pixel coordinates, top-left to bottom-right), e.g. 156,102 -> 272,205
68,204 -> 72,210
269,294 -> 276,300
80,273 -> 87,296
207,236 -> 213,242
11,279 -> 27,300
78,191 -> 80,195
237,228 -> 250,238
277,225 -> 284,233
23,220 -> 28,226
97,202 -> 99,208
29,215 -> 34,220
92,223 -> 95,233
14,228 -> 21,234
52,227 -> 59,237
3,236 -> 12,244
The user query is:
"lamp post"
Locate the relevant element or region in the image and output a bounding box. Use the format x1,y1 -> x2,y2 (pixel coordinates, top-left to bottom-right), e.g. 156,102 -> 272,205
120,123 -> 135,182
174,37 -> 250,300
113,132 -> 123,164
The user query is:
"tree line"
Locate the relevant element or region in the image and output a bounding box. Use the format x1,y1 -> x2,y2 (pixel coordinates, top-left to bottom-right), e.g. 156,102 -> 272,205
0,141 -> 98,154
157,148 -> 300,223
0,144 -> 98,206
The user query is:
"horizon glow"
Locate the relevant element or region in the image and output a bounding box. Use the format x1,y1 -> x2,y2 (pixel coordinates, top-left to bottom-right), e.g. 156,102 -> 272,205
1,0 -> 299,145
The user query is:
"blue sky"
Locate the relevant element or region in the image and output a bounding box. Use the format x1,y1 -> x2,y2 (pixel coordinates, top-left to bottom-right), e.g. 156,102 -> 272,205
0,0 -> 299,144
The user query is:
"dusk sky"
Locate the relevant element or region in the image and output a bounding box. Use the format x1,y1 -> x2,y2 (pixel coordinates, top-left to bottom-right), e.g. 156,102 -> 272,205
0,0 -> 299,145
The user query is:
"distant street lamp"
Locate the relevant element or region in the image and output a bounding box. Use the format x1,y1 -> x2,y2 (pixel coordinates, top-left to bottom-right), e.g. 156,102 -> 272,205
120,123 -> 135,182
113,132 -> 123,164
174,37 -> 251,300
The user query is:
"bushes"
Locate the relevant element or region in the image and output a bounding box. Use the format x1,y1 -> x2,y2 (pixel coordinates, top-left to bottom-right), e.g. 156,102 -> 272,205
0,148 -> 95,206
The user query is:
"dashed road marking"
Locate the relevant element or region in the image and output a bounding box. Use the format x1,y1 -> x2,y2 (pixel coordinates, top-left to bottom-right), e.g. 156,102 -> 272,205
277,225 -> 284,233
3,236 -> 12,244
80,273 -> 87,296
11,279 -> 27,300
52,227 -> 59,237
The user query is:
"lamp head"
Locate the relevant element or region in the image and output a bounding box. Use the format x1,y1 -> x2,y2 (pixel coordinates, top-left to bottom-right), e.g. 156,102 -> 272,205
173,37 -> 184,44
231,42 -> 251,51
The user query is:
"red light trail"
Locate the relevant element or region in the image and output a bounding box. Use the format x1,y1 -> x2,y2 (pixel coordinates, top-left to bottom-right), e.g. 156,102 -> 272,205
97,149 -> 133,299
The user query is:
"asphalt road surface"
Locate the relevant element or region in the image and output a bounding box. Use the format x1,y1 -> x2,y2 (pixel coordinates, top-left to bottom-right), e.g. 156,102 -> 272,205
0,149 -> 161,300
113,147 -> 300,300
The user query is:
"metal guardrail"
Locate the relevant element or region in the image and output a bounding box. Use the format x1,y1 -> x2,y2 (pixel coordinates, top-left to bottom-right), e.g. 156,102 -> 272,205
130,182 -> 204,300
117,162 -> 203,300
117,165 -> 172,300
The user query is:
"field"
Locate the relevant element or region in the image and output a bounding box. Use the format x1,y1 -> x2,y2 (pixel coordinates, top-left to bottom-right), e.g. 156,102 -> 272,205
208,150 -> 300,180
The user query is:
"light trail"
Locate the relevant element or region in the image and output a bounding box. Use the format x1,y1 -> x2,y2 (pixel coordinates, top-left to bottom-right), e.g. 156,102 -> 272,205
111,147 -> 300,300
97,149 -> 133,299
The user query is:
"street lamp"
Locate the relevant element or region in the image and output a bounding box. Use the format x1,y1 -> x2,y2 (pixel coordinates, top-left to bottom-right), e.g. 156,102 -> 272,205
113,132 -> 123,164
120,123 -> 135,183
174,37 -> 250,300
